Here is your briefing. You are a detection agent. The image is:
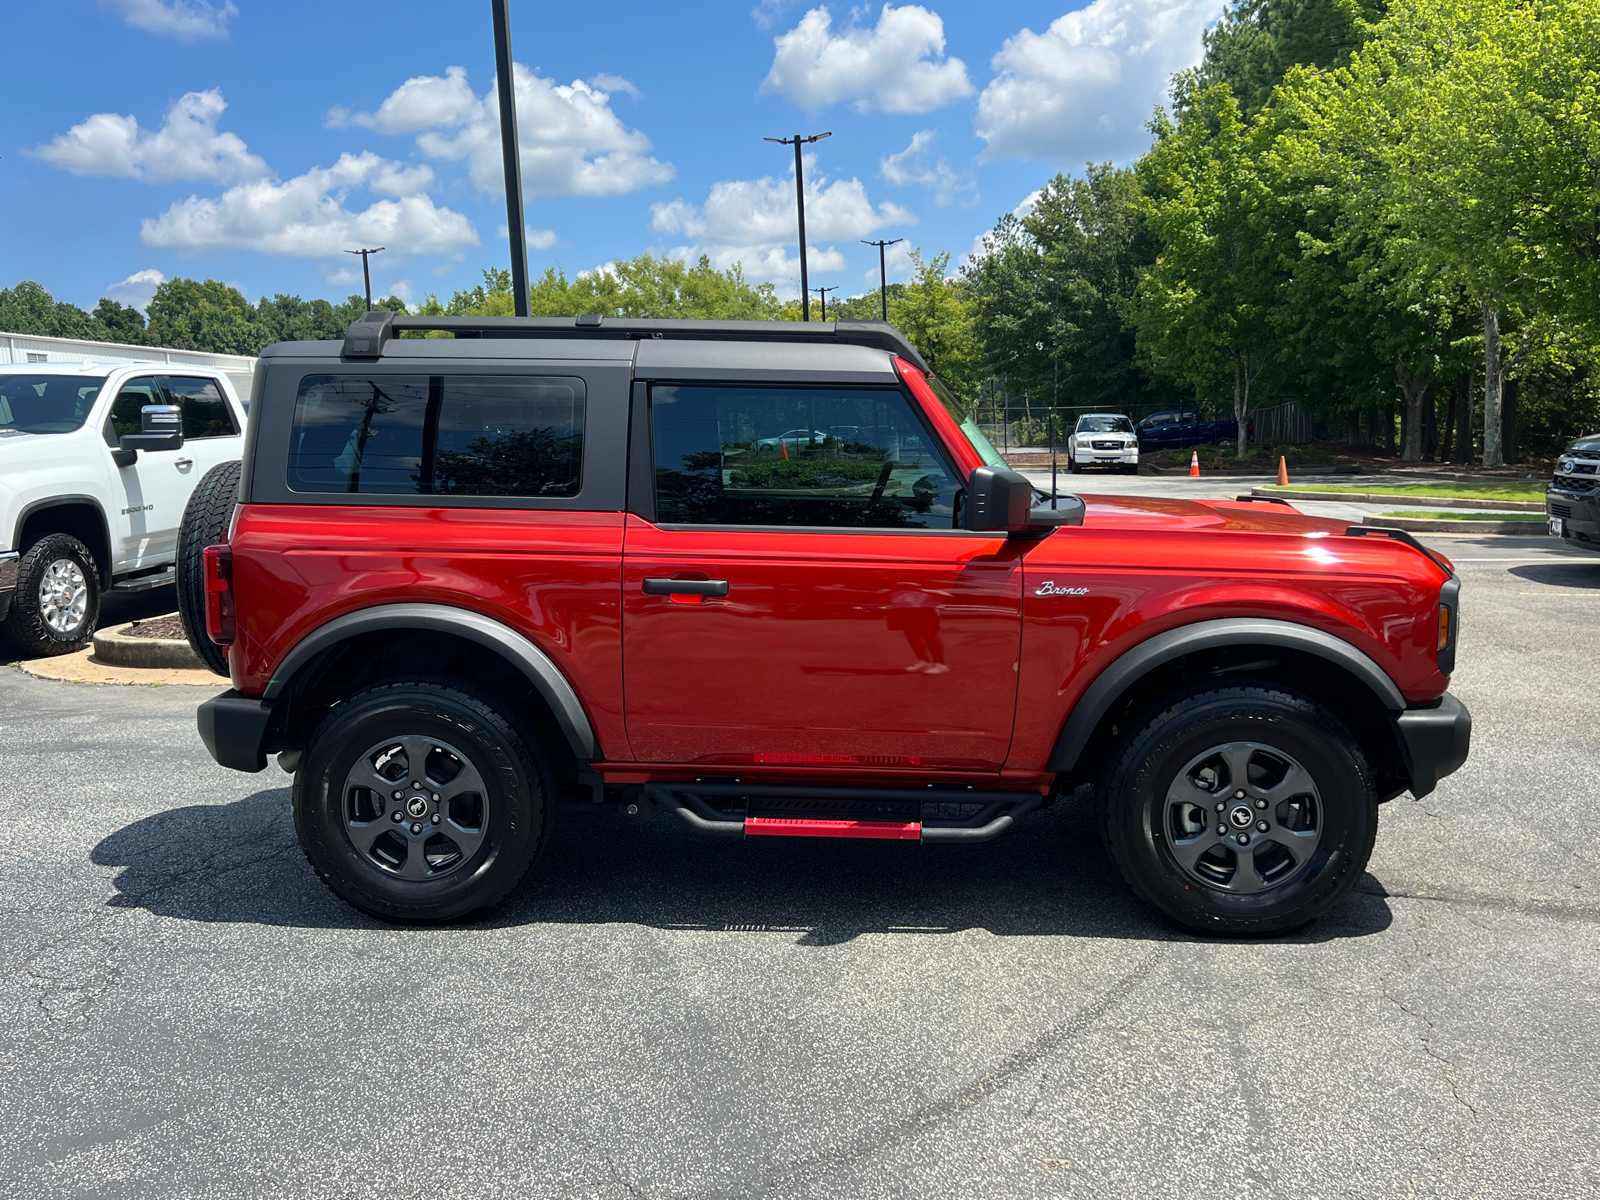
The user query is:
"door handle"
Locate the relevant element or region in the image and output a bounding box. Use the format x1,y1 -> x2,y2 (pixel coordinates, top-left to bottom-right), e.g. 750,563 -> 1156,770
175,458 -> 193,468
643,578 -> 728,597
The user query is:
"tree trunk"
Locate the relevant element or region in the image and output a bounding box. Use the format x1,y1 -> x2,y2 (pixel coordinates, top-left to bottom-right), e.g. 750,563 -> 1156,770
1439,384 -> 1455,464
1233,361 -> 1248,459
1502,378 -> 1519,465
1453,373 -> 1473,463
1348,409 -> 1360,447
1400,377 -> 1428,463
1424,390 -> 1438,461
1483,301 -> 1504,467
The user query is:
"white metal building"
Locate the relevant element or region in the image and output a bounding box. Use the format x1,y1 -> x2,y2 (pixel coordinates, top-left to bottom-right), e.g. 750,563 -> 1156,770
0,330 -> 257,406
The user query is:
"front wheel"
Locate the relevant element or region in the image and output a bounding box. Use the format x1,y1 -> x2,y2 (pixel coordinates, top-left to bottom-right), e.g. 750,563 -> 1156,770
294,681 -> 550,921
1098,685 -> 1377,936
1,533 -> 101,657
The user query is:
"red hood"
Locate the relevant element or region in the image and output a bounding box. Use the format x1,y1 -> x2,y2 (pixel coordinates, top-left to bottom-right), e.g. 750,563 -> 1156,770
1077,493 -> 1350,537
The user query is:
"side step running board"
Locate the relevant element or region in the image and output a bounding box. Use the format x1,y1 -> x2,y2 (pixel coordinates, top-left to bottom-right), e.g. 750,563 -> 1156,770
113,567 -> 176,592
643,783 -> 1044,844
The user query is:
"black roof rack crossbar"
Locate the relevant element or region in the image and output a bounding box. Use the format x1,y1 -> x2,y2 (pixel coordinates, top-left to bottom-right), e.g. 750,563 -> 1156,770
341,312 -> 931,372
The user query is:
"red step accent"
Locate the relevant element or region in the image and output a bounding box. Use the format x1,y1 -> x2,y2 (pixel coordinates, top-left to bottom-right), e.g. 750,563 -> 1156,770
744,817 -> 921,841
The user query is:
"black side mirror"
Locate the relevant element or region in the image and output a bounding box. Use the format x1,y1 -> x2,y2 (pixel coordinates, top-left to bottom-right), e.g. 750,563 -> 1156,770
964,466 -> 1035,531
119,403 -> 184,453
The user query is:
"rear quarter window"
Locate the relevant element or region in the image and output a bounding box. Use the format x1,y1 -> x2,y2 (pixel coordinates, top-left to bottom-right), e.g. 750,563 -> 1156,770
287,374 -> 584,497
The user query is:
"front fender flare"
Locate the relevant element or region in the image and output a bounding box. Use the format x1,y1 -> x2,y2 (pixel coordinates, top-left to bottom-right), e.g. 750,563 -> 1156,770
1045,617 -> 1406,773
264,602 -> 598,760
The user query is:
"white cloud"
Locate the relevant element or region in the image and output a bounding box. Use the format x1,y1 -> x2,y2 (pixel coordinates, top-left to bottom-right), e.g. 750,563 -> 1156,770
140,151 -> 480,258
497,224 -> 560,250
384,279 -> 415,303
976,0 -> 1224,162
650,157 -> 912,290
752,0 -> 798,30
589,73 -> 642,100
102,0 -> 236,41
762,5 -> 973,114
879,130 -> 977,207
102,269 -> 166,311
1012,188 -> 1043,219
31,90 -> 267,184
335,63 -> 674,198
861,239 -> 914,287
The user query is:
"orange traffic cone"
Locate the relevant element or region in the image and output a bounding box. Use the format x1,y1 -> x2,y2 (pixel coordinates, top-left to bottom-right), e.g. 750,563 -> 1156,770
1189,450 -> 1201,477
1277,455 -> 1289,486
780,438 -> 789,461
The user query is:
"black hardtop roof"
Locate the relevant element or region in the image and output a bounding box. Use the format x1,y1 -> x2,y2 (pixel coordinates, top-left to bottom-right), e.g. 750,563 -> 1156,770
334,311 -> 931,374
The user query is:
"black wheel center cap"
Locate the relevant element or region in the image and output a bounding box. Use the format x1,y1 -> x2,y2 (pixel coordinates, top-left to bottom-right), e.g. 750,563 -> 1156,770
1228,804 -> 1254,829
406,796 -> 430,818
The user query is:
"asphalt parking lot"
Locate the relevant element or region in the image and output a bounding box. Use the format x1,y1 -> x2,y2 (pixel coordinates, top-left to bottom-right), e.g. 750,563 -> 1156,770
2,524 -> 1596,1197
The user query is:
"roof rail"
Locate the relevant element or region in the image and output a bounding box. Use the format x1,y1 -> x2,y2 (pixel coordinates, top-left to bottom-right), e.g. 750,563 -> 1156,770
340,312 -> 930,373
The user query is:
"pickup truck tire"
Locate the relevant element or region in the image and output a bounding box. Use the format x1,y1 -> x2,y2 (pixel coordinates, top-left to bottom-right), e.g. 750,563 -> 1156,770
1098,685 -> 1377,936
176,460 -> 241,676
293,681 -> 550,922
1,533 -> 102,658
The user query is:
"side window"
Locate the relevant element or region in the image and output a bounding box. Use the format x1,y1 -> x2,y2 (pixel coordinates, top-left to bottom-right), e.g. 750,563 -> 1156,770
102,377 -> 165,447
165,376 -> 237,438
651,384 -> 961,529
287,374 -> 584,497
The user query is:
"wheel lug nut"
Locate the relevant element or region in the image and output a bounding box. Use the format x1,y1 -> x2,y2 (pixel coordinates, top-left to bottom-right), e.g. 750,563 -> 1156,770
1235,833 -> 1249,845
431,814 -> 441,825
392,791 -> 402,800
1234,790 -> 1245,799
411,781 -> 420,789
1214,803 -> 1225,813
432,793 -> 440,802
391,811 -> 403,822
1255,799 -> 1267,809
1217,825 -> 1227,836
411,822 -> 423,834
1257,821 -> 1269,832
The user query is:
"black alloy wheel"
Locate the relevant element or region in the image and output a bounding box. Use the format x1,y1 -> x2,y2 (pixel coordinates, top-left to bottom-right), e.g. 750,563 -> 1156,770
294,681 -> 550,921
1098,685 -> 1377,936
1,533 -> 101,657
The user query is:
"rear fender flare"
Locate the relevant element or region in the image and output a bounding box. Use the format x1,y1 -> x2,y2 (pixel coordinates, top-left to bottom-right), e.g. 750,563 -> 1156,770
1045,617 -> 1406,773
265,602 -> 598,760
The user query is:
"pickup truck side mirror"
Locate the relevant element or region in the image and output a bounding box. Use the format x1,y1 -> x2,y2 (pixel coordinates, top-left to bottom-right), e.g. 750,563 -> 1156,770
118,404 -> 184,455
964,466 -> 1085,533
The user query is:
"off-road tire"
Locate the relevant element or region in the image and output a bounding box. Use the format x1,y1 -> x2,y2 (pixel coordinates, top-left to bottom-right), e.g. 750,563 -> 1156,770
1,533 -> 101,657
1098,685 -> 1377,936
176,459 -> 240,676
294,681 -> 551,921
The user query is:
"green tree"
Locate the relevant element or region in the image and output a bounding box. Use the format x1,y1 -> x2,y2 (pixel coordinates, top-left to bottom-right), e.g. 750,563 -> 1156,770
1129,85 -> 1281,457
90,298 -> 149,345
1189,0 -> 1382,118
145,278 -> 261,355
0,281 -> 102,340
887,249 -> 980,399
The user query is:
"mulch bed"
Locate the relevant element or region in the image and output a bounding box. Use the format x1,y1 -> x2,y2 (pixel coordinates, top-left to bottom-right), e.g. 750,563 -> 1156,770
123,615 -> 188,640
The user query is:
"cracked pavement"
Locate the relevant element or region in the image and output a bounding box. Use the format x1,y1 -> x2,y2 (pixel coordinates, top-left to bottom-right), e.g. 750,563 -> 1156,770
1,534 -> 1596,1198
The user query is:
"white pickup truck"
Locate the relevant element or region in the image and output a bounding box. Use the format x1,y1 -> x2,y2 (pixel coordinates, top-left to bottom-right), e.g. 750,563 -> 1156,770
0,361 -> 247,656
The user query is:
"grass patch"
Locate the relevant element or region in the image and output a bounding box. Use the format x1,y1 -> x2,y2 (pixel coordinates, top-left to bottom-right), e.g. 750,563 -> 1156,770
1149,443 -> 1336,470
1269,481 -> 1547,503
1378,510 -> 1545,521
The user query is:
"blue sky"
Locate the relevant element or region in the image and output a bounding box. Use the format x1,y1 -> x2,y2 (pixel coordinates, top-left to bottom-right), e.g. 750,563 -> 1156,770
3,0 -> 1224,313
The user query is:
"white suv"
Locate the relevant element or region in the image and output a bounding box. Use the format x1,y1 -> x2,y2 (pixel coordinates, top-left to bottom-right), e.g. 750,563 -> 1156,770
0,362 -> 247,656
1066,412 -> 1139,474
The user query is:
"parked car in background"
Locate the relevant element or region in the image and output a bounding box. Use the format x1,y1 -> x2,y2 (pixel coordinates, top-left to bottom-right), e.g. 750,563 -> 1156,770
1136,409 -> 1241,452
1066,413 -> 1139,474
754,428 -> 828,450
0,362 -> 247,656
1547,433 -> 1600,551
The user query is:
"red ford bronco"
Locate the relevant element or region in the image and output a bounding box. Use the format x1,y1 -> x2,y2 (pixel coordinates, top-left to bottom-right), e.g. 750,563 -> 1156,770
193,314 -> 1470,933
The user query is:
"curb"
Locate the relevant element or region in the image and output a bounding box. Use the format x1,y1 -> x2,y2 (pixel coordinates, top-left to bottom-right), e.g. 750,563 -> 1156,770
13,647 -> 226,688
1361,514 -> 1548,534
1256,487 -> 1544,512
92,620 -> 206,670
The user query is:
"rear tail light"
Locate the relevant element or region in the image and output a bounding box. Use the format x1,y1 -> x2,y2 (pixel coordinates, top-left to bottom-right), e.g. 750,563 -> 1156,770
203,544 -> 235,647
1436,577 -> 1460,675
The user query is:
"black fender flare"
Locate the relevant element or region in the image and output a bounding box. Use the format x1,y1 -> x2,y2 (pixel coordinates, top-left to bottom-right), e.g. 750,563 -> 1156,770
264,602 -> 599,760
1045,618 -> 1406,773
13,495 -> 113,586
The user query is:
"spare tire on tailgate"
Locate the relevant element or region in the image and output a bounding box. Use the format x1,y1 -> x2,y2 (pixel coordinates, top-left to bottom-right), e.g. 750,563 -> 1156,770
176,459 -> 241,677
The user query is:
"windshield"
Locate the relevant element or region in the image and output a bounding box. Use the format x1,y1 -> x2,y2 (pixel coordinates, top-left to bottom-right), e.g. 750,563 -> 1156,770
1077,415 -> 1134,434
0,374 -> 105,435
925,374 -> 1008,469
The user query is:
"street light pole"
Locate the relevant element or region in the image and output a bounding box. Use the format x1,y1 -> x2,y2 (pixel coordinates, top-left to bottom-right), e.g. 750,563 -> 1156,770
491,0 -> 530,317
860,238 -> 903,322
764,131 -> 831,320
345,247 -> 385,311
813,285 -> 838,320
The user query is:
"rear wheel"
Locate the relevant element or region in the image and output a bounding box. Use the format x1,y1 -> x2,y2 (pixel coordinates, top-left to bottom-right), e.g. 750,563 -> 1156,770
1098,685 -> 1377,936
294,681 -> 550,921
176,459 -> 240,676
1,533 -> 101,657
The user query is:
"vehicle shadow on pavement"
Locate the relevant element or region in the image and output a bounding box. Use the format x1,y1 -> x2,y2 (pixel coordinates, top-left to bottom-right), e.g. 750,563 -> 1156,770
1509,563 -> 1600,589
92,788 -> 1395,945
